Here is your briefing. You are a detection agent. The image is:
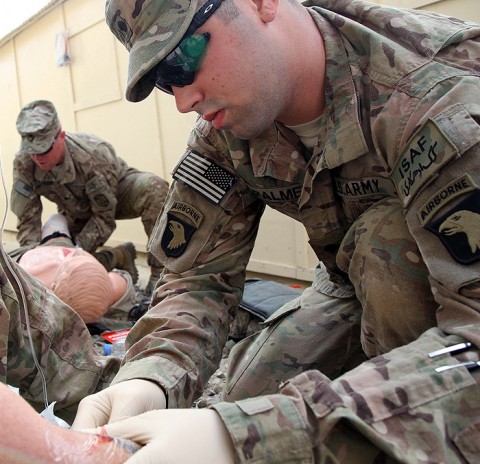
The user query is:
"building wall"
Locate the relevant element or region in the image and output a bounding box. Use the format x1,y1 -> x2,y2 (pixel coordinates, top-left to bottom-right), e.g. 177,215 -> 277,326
0,0 -> 478,282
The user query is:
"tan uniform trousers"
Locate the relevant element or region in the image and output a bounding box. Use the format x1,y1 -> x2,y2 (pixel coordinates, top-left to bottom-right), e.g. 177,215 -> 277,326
224,197 -> 437,401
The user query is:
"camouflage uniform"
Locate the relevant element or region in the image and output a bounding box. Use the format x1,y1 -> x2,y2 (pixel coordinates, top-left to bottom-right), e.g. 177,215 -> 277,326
106,0 -> 480,417
11,102 -> 169,275
213,325 -> 480,463
0,247 -> 120,423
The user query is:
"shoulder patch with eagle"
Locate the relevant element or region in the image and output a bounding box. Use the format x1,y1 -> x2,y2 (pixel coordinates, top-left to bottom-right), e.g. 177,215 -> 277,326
426,189 -> 480,264
161,202 -> 204,258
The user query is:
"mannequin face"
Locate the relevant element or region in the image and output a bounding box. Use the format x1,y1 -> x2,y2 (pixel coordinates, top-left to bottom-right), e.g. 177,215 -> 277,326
18,246 -> 73,289
52,249 -> 114,324
19,241 -> 129,323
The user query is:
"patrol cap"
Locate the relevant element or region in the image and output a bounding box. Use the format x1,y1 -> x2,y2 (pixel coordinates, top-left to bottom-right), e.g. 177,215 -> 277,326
16,100 -> 60,155
105,0 -> 199,102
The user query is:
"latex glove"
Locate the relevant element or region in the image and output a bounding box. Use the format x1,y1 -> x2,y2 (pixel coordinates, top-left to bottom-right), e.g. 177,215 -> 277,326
93,408 -> 235,464
71,379 -> 166,430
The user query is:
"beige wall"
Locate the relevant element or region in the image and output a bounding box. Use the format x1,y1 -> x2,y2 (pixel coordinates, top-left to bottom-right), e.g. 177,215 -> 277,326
0,0 -> 478,282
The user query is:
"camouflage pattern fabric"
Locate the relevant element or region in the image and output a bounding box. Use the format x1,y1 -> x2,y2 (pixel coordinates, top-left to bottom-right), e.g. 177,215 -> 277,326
109,0 -> 480,420
11,131 -> 169,270
16,100 -> 60,155
105,0 -> 200,102
223,274 -> 367,401
337,197 -> 438,357
0,247 -> 120,423
213,327 -> 480,463
223,198 -> 437,400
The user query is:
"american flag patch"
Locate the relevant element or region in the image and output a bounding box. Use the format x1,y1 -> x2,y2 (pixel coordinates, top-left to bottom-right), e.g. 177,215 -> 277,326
14,179 -> 34,198
173,151 -> 236,204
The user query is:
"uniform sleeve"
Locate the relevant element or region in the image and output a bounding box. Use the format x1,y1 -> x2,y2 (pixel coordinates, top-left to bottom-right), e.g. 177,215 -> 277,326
10,164 -> 42,247
391,67 -> 480,344
74,144 -> 119,251
112,144 -> 265,408
212,328 -> 479,463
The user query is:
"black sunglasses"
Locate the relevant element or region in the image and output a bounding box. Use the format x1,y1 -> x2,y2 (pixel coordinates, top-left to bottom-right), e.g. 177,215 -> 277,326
154,0 -> 224,95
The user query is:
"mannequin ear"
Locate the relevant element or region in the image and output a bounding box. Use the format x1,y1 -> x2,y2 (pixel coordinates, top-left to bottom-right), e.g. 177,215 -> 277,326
252,0 -> 279,23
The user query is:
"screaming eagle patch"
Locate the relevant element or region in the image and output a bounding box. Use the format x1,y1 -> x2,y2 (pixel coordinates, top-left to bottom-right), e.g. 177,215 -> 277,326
426,189 -> 480,264
161,202 -> 204,258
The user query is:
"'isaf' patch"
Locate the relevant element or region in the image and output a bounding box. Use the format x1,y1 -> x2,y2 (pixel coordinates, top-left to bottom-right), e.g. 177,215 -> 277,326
392,119 -> 457,206
426,190 -> 480,264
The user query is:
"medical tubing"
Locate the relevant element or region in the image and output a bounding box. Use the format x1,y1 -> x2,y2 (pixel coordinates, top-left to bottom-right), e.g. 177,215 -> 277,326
44,428 -> 141,462
0,148 -> 50,410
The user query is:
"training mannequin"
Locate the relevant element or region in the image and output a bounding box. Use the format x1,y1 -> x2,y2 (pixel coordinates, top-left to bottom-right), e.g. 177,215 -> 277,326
18,214 -> 135,324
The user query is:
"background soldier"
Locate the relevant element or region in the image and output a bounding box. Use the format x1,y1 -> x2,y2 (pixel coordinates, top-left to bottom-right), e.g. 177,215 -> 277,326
11,99 -> 169,294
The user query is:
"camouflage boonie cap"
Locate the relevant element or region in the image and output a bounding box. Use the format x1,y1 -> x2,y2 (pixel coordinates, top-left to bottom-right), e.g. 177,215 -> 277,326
16,100 -> 60,155
105,0 -> 199,102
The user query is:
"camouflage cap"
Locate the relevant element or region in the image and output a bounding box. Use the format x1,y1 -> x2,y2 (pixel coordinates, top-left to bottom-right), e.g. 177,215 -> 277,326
16,100 -> 60,155
105,0 -> 199,102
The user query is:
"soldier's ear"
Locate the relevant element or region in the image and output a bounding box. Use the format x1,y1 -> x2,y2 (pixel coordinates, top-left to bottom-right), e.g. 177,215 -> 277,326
251,0 -> 279,23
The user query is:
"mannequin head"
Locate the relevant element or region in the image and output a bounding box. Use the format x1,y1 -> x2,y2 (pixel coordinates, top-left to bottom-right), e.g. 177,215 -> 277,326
52,249 -> 114,324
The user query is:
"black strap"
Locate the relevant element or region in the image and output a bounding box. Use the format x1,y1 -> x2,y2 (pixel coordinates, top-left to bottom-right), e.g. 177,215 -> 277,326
39,231 -> 75,246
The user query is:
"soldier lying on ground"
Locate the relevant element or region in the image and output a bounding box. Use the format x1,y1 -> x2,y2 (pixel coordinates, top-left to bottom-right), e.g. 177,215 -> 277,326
11,99 -> 170,294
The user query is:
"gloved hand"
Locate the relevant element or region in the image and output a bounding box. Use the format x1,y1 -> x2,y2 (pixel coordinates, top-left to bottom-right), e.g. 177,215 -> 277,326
92,408 -> 235,464
71,379 -> 166,430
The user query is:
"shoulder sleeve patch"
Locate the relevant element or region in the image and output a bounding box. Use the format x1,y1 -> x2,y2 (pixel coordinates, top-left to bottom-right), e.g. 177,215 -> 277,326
161,211 -> 198,258
172,151 -> 236,205
426,189 -> 480,264
13,179 -> 34,198
392,119 -> 458,207
417,174 -> 477,226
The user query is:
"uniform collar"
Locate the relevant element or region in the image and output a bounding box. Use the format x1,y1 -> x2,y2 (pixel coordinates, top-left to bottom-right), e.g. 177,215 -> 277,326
309,9 -> 368,169
246,10 -> 368,176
